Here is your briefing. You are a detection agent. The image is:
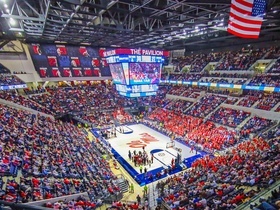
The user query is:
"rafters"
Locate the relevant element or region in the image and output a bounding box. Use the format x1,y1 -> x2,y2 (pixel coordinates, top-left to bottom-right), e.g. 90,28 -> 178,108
0,0 -> 279,50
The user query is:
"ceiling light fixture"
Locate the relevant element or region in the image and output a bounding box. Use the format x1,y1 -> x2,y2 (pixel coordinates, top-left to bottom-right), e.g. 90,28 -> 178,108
9,18 -> 16,26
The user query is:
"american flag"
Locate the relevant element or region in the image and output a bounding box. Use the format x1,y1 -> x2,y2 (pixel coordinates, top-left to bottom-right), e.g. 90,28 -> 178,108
227,0 -> 267,39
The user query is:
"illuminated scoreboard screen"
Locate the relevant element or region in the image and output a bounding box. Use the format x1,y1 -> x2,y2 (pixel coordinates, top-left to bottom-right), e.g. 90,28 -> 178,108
115,84 -> 159,93
103,48 -> 169,97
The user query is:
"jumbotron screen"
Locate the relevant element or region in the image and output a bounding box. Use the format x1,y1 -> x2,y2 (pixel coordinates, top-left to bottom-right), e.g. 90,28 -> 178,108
115,84 -> 158,93
105,49 -> 168,86
129,63 -> 161,85
104,48 -> 169,97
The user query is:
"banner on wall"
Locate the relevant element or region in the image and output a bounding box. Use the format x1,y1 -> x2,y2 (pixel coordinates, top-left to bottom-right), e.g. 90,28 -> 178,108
28,44 -> 111,78
0,84 -> 27,90
160,80 -> 280,92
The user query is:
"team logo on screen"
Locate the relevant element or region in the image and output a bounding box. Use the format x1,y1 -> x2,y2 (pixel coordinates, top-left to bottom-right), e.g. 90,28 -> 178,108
79,46 -> 90,57
71,57 -> 81,67
56,45 -> 67,56
63,68 -> 72,77
32,44 -> 42,55
47,56 -> 58,67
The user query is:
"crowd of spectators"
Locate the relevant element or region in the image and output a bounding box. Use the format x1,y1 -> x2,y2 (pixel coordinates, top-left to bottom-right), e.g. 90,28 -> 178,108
0,74 -> 25,86
237,95 -> 259,108
0,90 -> 53,115
28,85 -> 118,115
248,75 -> 280,87
241,116 -> 273,136
168,86 -> 188,96
138,85 -> 170,108
164,99 -> 193,113
0,104 -> 121,203
172,52 -> 222,73
147,108 -> 203,138
186,94 -> 226,118
112,108 -> 133,124
264,46 -> 280,59
157,137 -> 279,209
147,108 -> 240,151
190,52 -> 223,73
209,108 -> 250,128
207,72 -> 251,78
255,93 -> 280,111
23,86 -> 47,95
172,55 -> 195,71
215,48 -> 267,71
76,111 -> 113,127
268,58 -> 280,73
29,87 -> 90,115
224,97 -> 239,105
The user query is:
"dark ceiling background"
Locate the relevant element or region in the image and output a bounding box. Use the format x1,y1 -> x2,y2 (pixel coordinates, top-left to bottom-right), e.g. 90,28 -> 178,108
0,0 -> 279,51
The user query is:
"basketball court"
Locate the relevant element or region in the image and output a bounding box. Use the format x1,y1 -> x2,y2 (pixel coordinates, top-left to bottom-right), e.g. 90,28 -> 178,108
102,123 -> 201,185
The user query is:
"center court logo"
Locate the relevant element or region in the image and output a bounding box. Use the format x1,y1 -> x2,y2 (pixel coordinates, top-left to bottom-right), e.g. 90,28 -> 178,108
126,133 -> 159,148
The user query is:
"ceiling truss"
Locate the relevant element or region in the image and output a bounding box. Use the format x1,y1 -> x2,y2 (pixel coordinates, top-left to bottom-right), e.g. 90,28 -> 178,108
0,0 -> 279,50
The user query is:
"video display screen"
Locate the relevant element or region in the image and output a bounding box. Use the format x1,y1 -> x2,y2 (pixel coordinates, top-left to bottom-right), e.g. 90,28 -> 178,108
29,44 -> 111,78
129,63 -> 161,85
115,84 -> 158,93
106,55 -> 163,63
109,63 -> 126,85
118,91 -> 157,98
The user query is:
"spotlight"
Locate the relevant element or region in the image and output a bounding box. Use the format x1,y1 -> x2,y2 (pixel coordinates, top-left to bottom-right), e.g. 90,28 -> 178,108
9,18 -> 16,25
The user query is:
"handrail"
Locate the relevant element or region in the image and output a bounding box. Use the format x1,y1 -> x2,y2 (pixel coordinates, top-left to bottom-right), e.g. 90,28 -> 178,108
0,200 -> 50,210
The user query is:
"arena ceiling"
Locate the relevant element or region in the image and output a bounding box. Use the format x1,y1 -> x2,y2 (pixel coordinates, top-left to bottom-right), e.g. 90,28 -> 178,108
0,0 -> 280,51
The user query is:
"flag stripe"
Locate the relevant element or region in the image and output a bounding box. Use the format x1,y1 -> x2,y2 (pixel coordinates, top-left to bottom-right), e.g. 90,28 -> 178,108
228,24 -> 260,36
232,0 -> 252,13
228,22 -> 261,32
229,17 -> 262,29
227,27 -> 259,39
231,4 -> 251,15
230,9 -> 263,24
235,0 -> 254,8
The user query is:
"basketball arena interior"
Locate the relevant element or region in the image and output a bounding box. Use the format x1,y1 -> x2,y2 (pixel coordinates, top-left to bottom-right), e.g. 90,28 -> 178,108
0,0 -> 279,210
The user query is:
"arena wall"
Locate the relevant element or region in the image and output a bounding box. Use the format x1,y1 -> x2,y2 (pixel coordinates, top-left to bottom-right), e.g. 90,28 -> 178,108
0,41 -> 42,82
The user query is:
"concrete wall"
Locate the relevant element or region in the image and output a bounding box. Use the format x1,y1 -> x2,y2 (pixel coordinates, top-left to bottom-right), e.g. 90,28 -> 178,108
166,94 -> 196,102
25,192 -> 89,207
0,41 -> 42,82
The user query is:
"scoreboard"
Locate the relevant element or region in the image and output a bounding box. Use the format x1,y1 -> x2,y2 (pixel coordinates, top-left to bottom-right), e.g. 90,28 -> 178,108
115,84 -> 159,93
118,91 -> 157,98
104,48 -> 169,98
106,55 -> 163,63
